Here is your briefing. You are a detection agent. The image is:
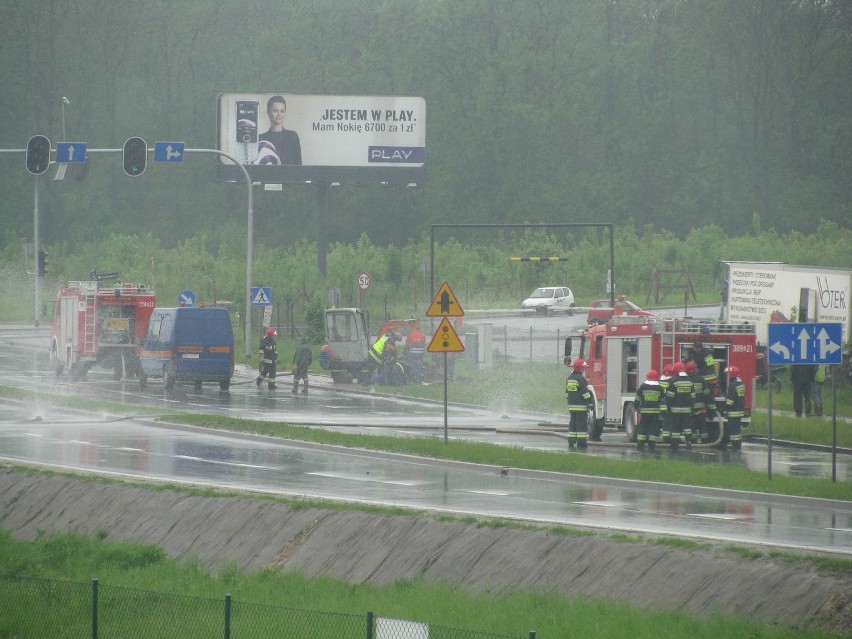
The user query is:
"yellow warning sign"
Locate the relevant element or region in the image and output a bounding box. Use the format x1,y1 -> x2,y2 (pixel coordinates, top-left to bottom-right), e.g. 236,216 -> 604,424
427,317 -> 465,353
426,282 -> 464,317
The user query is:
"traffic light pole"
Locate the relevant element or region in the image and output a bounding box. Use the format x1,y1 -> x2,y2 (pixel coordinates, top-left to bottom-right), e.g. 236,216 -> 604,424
33,176 -> 40,327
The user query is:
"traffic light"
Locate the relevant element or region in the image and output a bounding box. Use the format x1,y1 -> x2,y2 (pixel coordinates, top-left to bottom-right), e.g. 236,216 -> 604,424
37,250 -> 48,277
25,135 -> 51,175
122,137 -> 147,176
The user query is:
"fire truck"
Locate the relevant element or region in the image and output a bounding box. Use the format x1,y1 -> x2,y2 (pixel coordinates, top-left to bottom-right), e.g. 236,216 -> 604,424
563,316 -> 758,443
50,280 -> 156,380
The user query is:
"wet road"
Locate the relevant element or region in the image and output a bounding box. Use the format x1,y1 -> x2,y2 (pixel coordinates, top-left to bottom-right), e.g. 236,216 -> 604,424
2,400 -> 851,555
1,323 -> 850,555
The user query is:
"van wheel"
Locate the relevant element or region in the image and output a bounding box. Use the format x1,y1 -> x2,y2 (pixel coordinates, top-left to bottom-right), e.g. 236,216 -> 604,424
164,368 -> 175,390
219,379 -> 230,391
194,380 -> 203,393
623,403 -> 638,443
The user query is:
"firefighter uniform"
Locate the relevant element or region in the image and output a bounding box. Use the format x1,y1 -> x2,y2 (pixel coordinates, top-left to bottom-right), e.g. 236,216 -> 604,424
721,367 -> 746,451
666,365 -> 695,450
256,328 -> 278,390
566,360 -> 594,449
634,372 -> 664,452
685,361 -> 703,446
658,365 -> 674,445
291,337 -> 312,395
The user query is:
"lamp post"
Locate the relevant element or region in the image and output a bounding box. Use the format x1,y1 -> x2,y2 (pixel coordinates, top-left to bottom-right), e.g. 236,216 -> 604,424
61,97 -> 69,140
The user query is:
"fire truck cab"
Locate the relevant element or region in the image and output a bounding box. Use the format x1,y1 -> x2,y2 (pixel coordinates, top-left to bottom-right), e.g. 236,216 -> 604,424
564,316 -> 757,442
50,281 -> 156,380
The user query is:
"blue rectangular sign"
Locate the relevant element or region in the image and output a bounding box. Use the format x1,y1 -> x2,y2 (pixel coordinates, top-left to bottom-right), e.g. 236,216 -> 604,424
154,142 -> 185,162
56,142 -> 87,163
251,287 -> 272,306
767,322 -> 843,365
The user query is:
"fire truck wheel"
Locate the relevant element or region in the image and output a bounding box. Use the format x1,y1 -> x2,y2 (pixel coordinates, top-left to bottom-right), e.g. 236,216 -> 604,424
622,404 -> 638,443
164,368 -> 175,390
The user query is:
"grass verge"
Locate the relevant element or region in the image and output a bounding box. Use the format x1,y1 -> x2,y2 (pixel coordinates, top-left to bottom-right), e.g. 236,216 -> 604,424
0,530 -> 844,639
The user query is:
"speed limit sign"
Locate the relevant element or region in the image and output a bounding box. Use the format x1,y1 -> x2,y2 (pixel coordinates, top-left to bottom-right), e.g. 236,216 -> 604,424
358,272 -> 370,291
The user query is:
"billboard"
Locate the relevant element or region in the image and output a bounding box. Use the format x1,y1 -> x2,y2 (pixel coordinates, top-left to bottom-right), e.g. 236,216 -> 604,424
723,262 -> 851,345
217,93 -> 425,184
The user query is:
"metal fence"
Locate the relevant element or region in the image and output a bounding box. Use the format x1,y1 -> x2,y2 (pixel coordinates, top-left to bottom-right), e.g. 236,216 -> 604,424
0,575 -> 535,639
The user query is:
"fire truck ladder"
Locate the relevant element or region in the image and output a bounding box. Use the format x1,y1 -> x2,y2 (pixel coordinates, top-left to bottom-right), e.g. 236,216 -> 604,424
660,318 -> 677,368
82,291 -> 97,355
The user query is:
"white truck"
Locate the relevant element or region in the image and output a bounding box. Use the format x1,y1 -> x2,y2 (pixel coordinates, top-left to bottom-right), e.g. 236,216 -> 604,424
722,262 -> 851,346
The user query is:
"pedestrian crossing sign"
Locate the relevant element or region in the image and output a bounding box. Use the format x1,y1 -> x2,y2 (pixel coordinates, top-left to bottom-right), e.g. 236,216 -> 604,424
427,317 -> 465,353
251,287 -> 272,306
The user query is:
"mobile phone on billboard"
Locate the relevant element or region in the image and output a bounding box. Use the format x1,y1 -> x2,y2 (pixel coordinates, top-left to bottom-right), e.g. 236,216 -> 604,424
236,100 -> 259,143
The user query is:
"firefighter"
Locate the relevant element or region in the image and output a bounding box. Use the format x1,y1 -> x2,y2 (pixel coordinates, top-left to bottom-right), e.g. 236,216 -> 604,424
659,363 -> 675,444
634,369 -> 664,452
256,327 -> 278,390
566,358 -> 594,449
666,361 -> 695,451
688,341 -> 719,402
684,360 -> 703,445
719,365 -> 746,450
291,336 -> 312,395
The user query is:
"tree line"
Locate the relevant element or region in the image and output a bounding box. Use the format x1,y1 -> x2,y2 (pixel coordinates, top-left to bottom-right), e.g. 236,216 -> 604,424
0,0 -> 849,256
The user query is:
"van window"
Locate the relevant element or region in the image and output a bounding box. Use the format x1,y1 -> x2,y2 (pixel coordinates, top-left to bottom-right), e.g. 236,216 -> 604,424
158,313 -> 174,343
147,315 -> 162,340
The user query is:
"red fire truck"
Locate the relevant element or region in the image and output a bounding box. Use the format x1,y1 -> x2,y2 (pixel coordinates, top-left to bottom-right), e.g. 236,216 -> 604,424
564,315 -> 758,443
50,281 -> 156,380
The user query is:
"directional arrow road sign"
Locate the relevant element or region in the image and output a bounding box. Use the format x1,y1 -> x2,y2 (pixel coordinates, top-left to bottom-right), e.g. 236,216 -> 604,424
56,142 -> 87,163
154,142 -> 185,162
767,322 -> 843,365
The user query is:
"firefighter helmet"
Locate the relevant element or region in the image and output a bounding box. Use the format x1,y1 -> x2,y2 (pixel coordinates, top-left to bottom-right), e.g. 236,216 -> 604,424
266,327 -> 278,337
685,361 -> 698,374
572,358 -> 587,371
646,369 -> 660,381
725,365 -> 740,377
672,361 -> 686,374
662,363 -> 675,377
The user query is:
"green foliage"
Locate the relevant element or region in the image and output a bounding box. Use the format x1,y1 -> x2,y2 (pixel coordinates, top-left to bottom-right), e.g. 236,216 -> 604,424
1,1 -> 850,253
3,224 -> 850,323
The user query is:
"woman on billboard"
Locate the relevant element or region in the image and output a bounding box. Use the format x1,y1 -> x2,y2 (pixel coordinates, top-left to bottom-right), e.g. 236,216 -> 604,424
258,95 -> 302,165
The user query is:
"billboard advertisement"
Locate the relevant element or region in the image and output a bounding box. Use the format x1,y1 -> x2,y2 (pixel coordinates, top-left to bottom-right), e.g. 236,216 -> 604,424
217,93 -> 425,182
724,262 -> 851,345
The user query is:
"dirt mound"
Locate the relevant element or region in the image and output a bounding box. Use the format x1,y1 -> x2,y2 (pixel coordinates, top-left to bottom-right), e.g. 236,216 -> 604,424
0,469 -> 848,634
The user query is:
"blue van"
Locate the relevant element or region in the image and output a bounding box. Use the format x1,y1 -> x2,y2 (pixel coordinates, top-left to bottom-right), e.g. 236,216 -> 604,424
139,306 -> 234,391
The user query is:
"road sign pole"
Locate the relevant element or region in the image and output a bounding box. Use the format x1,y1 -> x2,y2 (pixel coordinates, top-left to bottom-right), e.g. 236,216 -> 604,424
832,367 -> 837,482
444,352 -> 448,444
767,362 -> 773,481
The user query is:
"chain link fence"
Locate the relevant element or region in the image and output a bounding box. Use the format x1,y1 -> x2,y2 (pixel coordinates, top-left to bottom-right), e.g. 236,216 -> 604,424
1,574 -> 535,638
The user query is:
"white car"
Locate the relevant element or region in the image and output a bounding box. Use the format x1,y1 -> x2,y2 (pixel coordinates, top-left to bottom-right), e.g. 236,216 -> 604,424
520,286 -> 575,315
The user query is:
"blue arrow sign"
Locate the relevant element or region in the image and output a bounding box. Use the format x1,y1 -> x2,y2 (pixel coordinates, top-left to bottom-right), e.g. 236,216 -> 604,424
154,142 -> 185,162
767,322 -> 843,365
251,287 -> 272,306
56,142 -> 87,163
178,289 -> 196,307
